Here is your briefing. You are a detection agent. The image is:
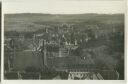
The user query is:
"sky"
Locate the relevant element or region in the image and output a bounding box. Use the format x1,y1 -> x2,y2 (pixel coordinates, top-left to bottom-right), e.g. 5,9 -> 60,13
3,0 -> 125,14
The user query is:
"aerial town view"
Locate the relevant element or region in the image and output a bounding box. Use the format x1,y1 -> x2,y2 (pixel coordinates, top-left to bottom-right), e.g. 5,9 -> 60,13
4,13 -> 124,80
4,1 -> 124,80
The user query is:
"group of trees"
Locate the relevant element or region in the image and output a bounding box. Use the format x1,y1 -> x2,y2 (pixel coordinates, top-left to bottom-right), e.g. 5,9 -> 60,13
70,23 -> 124,79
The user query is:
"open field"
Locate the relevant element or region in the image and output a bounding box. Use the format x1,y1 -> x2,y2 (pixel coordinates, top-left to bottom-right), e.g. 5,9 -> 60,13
4,13 -> 124,32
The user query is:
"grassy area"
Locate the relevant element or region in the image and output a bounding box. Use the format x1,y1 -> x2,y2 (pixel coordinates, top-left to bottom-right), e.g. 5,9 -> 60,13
4,13 -> 124,32
12,51 -> 43,71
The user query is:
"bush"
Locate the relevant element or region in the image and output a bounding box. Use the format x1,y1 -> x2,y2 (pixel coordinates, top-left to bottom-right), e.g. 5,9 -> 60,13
25,66 -> 41,73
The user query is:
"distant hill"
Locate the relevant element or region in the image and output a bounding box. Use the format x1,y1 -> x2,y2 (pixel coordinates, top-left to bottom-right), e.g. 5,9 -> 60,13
4,13 -> 124,32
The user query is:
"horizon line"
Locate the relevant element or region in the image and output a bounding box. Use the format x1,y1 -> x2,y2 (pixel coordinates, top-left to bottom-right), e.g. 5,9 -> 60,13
4,12 -> 124,15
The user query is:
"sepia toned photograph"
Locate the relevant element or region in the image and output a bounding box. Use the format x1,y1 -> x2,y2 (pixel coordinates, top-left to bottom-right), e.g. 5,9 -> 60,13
4,0 -> 124,80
